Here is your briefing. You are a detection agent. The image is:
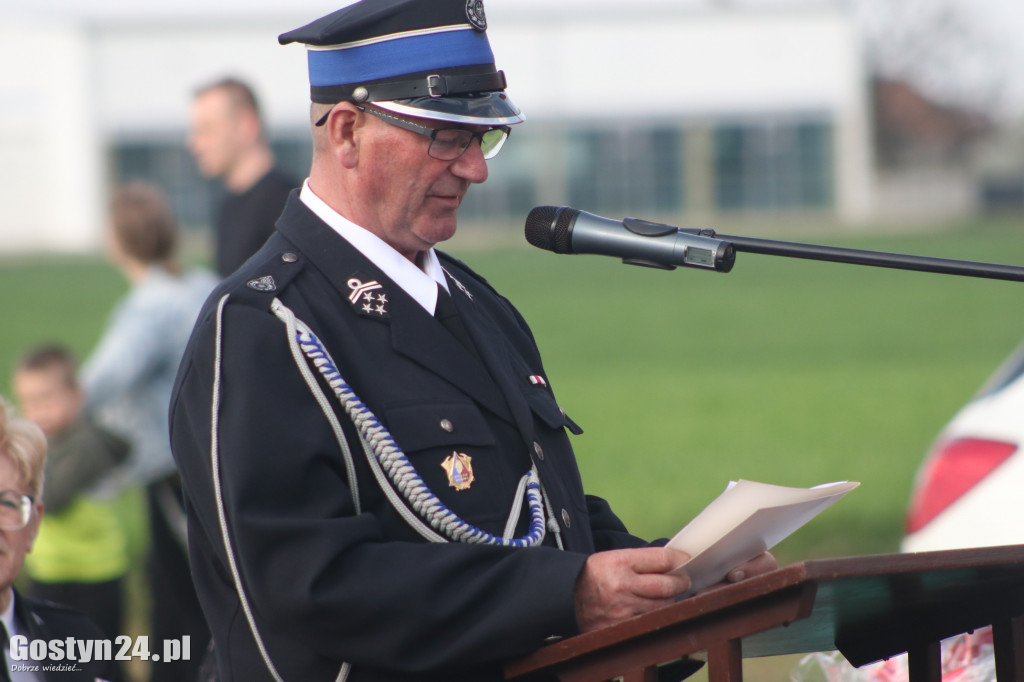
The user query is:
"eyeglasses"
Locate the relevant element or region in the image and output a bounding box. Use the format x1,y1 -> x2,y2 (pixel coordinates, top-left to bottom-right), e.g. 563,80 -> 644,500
316,105 -> 510,161
0,490 -> 34,530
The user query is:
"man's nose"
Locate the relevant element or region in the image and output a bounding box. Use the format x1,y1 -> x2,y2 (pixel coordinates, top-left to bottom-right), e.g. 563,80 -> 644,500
450,138 -> 489,184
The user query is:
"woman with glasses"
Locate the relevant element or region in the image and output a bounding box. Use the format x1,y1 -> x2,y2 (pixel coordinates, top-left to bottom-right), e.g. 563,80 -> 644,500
0,397 -> 122,681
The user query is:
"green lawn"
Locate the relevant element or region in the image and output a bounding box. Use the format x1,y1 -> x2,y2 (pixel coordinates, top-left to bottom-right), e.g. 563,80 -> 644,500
0,254 -> 127,381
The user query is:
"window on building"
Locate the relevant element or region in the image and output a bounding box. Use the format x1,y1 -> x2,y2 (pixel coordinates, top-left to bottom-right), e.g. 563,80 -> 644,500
566,126 -> 684,217
110,132 -> 310,232
713,119 -> 833,212
108,117 -> 836,237
113,139 -> 216,231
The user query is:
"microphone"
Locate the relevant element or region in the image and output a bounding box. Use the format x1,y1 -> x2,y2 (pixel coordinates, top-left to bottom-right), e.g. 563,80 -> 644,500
524,206 -> 735,272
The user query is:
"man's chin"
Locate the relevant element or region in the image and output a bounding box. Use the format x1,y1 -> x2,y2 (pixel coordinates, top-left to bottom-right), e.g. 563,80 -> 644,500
426,206 -> 461,234
417,222 -> 458,250
424,228 -> 458,248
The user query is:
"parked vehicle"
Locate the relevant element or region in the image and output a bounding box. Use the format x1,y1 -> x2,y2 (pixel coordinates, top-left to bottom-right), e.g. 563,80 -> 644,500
902,340 -> 1024,553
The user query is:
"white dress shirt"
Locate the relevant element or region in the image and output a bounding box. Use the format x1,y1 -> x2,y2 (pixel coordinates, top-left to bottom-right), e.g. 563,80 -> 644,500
1,592 -> 44,682
299,179 -> 450,315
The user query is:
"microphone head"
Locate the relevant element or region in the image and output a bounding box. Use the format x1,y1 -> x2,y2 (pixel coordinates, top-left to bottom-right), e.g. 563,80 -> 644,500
525,206 -> 576,253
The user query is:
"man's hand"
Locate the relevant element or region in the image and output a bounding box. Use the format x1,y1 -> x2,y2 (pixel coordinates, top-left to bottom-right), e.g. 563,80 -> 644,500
695,551 -> 779,595
574,547 -> 691,633
723,551 -> 777,584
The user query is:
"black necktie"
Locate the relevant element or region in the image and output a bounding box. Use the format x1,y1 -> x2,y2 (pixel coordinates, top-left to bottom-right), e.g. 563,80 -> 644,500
435,282 -> 480,360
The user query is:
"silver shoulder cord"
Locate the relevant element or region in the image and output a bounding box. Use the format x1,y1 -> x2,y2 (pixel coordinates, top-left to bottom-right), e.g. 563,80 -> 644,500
209,294 -> 564,682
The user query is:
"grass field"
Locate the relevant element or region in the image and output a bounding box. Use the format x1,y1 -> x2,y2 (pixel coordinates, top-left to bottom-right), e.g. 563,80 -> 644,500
2,218 -> 1024,680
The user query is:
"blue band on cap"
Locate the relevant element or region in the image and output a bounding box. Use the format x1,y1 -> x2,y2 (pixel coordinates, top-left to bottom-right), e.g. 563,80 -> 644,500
308,28 -> 495,87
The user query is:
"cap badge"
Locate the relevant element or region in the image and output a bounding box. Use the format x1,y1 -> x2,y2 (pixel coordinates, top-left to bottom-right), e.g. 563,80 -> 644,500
247,275 -> 277,292
347,277 -> 389,317
465,0 -> 487,31
441,451 -> 475,491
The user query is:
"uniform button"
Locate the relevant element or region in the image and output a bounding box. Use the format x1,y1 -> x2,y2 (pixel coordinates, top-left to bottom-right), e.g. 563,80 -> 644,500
561,509 -> 571,528
281,252 -> 298,263
439,419 -> 454,433
533,441 -> 544,460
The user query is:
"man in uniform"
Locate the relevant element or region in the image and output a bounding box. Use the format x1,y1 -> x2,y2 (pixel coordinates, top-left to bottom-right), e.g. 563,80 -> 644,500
169,2 -> 774,681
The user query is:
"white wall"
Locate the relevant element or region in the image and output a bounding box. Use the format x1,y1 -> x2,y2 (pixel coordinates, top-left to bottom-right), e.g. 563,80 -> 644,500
92,17 -> 311,137
489,8 -> 863,120
93,8 -> 868,128
0,21 -> 104,252
485,7 -> 874,221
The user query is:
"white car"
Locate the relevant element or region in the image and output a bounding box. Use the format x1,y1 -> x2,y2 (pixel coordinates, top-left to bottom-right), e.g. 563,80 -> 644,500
902,340 -> 1024,553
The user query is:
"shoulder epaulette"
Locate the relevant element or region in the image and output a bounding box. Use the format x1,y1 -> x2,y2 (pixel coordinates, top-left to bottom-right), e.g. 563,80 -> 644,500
231,250 -> 306,309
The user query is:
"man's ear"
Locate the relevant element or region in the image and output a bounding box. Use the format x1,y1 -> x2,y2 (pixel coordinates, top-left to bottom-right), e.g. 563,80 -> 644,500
323,103 -> 363,169
238,108 -> 263,145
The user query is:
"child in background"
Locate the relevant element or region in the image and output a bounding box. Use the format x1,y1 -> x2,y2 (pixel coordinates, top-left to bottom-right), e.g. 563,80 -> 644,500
12,344 -> 130,641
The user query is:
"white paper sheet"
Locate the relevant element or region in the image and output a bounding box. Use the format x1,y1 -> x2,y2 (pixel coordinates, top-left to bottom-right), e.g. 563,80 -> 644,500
667,479 -> 859,593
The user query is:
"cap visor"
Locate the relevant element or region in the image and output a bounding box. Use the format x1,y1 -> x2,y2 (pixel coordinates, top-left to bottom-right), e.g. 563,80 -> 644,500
376,92 -> 525,126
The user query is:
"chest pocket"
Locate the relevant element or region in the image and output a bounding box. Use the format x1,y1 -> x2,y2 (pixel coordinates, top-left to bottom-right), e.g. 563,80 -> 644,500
382,401 -> 520,529
384,402 -> 496,452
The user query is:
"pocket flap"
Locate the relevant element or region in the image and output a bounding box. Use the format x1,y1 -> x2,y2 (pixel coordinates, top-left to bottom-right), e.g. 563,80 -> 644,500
384,402 -> 496,452
524,389 -> 583,434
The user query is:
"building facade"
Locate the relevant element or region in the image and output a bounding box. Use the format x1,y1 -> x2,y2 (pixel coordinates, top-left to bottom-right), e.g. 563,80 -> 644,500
0,4 -> 873,253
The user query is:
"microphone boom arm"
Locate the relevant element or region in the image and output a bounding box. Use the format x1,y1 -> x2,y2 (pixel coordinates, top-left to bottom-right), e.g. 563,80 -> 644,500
682,229 -> 1024,283
523,206 -> 1024,282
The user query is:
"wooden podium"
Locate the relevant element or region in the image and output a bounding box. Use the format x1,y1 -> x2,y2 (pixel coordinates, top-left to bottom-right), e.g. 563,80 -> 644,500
504,545 -> 1024,682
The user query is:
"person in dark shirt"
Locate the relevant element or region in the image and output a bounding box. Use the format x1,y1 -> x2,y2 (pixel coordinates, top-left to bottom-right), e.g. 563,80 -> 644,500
188,76 -> 296,277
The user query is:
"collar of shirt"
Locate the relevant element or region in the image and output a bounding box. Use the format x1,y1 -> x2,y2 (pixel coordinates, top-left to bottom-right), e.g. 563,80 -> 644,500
3,592 -> 29,676
299,179 -> 449,315
0,590 -> 14,639
3,593 -> 50,682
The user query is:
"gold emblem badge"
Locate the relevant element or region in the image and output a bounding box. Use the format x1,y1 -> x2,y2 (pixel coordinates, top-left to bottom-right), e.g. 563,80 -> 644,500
441,451 -> 475,491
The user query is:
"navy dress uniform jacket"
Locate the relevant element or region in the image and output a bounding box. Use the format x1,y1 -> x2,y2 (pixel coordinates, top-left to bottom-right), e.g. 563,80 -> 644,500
169,193 -> 647,682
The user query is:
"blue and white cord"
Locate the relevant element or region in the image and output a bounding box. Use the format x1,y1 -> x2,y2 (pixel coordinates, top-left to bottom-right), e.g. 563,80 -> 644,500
271,298 -> 549,548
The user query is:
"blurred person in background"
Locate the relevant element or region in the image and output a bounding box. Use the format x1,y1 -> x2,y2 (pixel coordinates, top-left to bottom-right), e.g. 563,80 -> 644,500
188,76 -> 297,277
0,396 -> 123,682
82,182 -> 217,682
12,344 -> 130,644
